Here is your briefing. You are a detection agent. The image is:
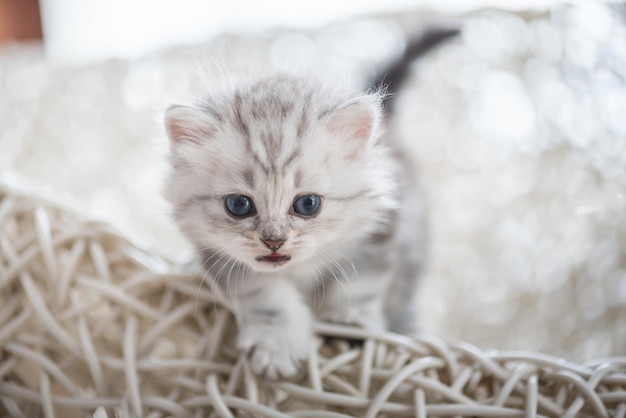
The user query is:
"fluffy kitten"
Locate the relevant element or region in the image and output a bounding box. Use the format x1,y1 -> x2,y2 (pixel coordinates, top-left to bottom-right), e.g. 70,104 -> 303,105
164,30 -> 457,378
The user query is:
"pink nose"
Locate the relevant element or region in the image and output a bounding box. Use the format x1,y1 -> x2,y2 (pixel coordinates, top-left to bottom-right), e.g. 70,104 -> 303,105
261,239 -> 286,251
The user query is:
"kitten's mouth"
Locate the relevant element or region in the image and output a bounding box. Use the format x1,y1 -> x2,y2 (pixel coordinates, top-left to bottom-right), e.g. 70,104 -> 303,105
255,253 -> 291,265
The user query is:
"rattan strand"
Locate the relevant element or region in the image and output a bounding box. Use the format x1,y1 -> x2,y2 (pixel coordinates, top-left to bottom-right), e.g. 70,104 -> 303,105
0,185 -> 625,418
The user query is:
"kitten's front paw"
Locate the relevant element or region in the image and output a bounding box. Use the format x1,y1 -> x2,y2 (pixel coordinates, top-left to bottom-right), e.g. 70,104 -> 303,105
238,322 -> 311,379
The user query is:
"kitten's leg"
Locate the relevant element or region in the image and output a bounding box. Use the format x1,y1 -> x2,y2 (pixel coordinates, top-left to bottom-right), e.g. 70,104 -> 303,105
233,274 -> 312,379
383,263 -> 421,336
384,183 -> 427,337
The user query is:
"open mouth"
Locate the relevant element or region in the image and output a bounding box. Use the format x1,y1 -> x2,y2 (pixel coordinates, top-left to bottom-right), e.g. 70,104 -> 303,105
255,253 -> 291,264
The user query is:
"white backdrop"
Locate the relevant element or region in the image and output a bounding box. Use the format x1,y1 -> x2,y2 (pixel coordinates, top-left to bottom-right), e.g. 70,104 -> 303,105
39,0 -> 566,63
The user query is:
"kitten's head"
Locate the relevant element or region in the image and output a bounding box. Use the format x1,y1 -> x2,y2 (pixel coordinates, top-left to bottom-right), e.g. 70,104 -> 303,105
164,75 -> 397,273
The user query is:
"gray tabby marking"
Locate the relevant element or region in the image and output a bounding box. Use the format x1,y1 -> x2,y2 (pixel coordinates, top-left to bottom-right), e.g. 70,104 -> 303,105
163,29 -> 457,378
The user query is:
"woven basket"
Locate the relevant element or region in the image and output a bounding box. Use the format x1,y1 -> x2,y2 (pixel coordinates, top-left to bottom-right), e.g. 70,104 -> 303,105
1,181 -> 625,418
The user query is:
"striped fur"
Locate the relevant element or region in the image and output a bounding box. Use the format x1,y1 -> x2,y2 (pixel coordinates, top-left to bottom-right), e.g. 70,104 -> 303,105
164,72 -> 425,378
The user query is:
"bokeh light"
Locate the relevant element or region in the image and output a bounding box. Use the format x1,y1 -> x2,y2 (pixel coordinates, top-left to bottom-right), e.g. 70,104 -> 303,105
1,2 -> 625,361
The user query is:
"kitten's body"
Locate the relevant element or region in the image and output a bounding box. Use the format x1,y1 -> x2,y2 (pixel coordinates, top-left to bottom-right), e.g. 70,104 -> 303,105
164,31 -> 455,378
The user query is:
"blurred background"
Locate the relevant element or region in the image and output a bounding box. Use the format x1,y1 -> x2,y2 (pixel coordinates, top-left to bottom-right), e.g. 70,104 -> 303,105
1,0 -> 625,362
4,0 -> 563,63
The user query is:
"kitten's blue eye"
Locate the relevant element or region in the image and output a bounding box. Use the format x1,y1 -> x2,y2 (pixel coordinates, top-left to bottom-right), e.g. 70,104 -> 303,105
225,195 -> 256,218
292,194 -> 321,217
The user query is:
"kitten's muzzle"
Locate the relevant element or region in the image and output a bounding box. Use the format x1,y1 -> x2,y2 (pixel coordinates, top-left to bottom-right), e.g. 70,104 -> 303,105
257,238 -> 290,266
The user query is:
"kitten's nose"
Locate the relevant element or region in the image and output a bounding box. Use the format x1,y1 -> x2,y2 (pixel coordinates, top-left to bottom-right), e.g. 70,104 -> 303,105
261,238 -> 286,252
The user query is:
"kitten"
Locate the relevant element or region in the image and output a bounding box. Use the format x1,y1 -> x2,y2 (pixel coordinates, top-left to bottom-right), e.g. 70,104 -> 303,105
163,29 -> 457,378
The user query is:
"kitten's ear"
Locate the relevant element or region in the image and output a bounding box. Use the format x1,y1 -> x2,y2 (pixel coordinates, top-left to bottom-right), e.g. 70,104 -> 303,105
326,96 -> 382,145
164,105 -> 215,145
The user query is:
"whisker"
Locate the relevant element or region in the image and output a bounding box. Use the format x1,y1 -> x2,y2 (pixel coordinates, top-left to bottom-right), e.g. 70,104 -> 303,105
319,249 -> 356,306
315,251 -> 346,320
332,250 -> 358,280
305,259 -> 326,315
193,242 -> 241,315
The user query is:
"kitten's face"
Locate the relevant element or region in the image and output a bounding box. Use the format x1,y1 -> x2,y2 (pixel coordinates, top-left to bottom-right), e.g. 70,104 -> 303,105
164,77 -> 396,274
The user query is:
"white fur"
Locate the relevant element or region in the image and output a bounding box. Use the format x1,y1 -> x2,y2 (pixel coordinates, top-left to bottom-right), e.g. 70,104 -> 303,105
163,74 -> 424,378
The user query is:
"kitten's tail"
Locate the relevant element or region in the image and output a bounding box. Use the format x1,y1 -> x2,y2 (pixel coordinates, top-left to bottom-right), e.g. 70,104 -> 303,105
372,28 -> 460,111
